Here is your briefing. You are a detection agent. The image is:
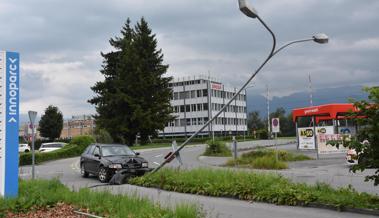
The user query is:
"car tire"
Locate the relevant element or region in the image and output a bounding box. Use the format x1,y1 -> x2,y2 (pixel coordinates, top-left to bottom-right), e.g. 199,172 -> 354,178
80,163 -> 89,178
98,166 -> 110,183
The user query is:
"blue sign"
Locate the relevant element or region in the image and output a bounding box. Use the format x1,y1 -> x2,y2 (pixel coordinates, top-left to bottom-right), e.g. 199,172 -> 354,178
0,51 -> 19,197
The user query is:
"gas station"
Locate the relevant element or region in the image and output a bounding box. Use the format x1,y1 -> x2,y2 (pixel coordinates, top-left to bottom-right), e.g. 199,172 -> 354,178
292,103 -> 359,155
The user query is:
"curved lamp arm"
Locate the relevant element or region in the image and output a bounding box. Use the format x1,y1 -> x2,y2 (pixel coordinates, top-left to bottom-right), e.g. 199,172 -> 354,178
273,38 -> 313,56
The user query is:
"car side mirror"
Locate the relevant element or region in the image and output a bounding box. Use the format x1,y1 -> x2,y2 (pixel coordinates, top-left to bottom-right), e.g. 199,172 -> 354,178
94,153 -> 101,159
135,152 -> 140,156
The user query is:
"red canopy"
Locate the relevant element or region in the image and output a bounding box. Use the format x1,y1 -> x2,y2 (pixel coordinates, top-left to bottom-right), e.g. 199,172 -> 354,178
292,103 -> 358,122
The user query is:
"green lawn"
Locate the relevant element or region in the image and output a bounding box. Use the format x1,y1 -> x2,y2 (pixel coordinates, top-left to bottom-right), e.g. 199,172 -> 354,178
130,168 -> 379,211
0,179 -> 201,218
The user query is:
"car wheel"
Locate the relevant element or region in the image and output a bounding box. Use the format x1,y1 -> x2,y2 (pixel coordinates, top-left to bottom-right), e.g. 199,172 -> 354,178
98,166 -> 110,183
80,163 -> 89,178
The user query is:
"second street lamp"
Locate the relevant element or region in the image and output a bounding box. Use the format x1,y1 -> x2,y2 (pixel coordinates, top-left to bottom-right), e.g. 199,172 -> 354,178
151,0 -> 328,173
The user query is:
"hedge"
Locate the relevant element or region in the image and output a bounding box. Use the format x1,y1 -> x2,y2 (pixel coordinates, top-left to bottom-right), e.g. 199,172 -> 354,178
19,135 -> 95,166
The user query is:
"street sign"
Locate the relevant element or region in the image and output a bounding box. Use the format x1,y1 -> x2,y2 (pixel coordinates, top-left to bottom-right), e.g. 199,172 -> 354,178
28,111 -> 37,125
171,141 -> 183,165
271,118 -> 280,133
0,51 -> 20,197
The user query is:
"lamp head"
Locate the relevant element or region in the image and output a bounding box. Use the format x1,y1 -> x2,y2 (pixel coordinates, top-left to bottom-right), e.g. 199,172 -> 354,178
313,33 -> 329,44
238,0 -> 258,18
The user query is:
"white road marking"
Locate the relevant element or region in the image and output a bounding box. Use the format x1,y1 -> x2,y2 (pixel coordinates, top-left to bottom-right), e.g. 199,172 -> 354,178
154,154 -> 163,158
153,162 -> 160,165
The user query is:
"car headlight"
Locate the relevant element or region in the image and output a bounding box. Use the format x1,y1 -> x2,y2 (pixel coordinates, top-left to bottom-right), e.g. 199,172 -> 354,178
108,164 -> 123,169
142,162 -> 148,168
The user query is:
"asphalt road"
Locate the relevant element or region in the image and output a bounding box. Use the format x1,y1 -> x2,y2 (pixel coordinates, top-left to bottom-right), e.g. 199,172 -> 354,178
19,139 -> 378,218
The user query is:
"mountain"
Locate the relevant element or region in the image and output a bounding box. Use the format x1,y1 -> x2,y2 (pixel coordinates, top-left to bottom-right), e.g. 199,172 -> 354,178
247,85 -> 369,117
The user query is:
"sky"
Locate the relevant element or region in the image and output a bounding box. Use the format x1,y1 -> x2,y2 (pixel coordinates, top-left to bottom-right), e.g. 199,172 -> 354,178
1,0 -> 378,118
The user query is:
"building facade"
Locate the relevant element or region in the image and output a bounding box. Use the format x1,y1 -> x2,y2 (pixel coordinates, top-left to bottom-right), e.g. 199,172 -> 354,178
162,76 -> 247,137
60,115 -> 95,139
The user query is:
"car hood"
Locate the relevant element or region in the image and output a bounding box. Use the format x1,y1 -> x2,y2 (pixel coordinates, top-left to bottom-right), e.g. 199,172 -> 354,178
103,156 -> 147,164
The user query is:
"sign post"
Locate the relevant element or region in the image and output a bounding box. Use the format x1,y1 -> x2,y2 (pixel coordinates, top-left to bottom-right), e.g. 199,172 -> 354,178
271,118 -> 280,161
0,51 -> 20,197
232,136 -> 237,160
28,111 -> 37,180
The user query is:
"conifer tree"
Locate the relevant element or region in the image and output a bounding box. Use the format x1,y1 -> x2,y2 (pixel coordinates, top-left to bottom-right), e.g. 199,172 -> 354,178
89,18 -> 172,145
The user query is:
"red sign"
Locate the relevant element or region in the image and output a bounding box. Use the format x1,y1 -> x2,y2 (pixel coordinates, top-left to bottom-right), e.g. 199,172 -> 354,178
211,83 -> 222,90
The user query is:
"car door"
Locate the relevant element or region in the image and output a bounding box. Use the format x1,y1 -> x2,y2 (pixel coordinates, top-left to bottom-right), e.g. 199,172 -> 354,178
80,145 -> 93,171
87,146 -> 102,173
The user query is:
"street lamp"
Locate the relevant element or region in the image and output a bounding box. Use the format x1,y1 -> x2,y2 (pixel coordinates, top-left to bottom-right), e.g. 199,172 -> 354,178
151,0 -> 328,173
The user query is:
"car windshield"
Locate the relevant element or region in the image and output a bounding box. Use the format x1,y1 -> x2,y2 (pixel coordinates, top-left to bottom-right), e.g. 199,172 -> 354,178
41,143 -> 64,148
101,146 -> 135,156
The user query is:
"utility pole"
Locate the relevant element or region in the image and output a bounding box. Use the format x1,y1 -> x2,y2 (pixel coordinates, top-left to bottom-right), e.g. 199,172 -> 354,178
308,73 -> 313,106
266,85 -> 270,139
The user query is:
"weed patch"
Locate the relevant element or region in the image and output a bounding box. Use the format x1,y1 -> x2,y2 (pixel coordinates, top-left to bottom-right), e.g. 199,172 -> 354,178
226,149 -> 312,169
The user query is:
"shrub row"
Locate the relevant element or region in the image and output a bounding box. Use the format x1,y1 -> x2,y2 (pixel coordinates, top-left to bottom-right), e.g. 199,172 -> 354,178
19,135 -> 95,166
0,179 -> 200,218
130,168 -> 379,210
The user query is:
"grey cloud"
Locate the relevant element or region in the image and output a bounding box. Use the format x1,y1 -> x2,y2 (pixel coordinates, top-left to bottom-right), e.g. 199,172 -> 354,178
0,0 -> 378,116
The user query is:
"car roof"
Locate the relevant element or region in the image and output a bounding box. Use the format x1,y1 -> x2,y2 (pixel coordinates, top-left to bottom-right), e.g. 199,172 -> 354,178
41,142 -> 66,145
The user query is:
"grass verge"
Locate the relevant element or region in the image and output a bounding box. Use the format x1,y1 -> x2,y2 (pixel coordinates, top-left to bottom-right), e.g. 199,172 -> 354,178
203,140 -> 231,157
0,179 -> 200,218
130,168 -> 379,210
226,149 -> 312,169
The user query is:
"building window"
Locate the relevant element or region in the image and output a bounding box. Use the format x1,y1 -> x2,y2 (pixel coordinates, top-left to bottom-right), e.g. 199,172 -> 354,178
197,90 -> 202,98
198,117 -> 203,125
203,89 -> 208,97
191,90 -> 196,98
191,104 -> 197,112
186,105 -> 190,112
186,118 -> 191,126
197,104 -> 203,111
203,103 -> 208,110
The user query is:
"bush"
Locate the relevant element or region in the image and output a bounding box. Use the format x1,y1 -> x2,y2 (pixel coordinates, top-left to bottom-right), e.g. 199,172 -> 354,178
70,135 -> 95,147
203,140 -> 231,157
130,168 -> 379,210
0,179 -> 200,217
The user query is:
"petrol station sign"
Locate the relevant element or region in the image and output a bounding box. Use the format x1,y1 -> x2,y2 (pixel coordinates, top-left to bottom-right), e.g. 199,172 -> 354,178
0,51 -> 20,197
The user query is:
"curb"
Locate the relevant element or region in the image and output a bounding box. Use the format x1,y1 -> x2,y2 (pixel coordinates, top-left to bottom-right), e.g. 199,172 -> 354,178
306,202 -> 379,216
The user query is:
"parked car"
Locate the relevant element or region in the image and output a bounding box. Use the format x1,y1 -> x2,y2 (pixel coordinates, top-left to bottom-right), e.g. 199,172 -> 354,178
80,144 -> 151,183
19,144 -> 30,153
39,142 -> 66,153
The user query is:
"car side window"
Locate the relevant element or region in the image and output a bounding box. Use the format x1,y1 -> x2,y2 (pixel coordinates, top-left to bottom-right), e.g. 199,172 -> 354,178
86,145 -> 94,154
93,146 -> 100,156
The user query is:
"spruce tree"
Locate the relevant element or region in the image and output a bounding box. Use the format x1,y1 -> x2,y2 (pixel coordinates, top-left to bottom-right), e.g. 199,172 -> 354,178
89,18 -> 173,145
